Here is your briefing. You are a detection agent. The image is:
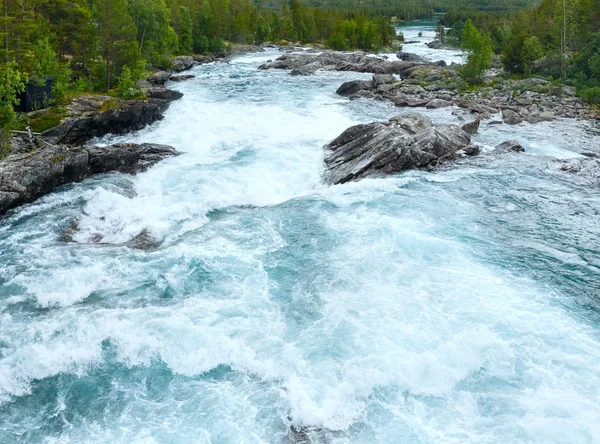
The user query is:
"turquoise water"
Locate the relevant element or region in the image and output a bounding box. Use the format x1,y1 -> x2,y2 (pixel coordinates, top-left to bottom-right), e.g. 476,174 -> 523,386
1,31 -> 600,443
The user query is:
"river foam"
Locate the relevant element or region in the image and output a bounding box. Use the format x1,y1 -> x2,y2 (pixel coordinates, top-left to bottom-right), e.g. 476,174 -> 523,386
1,33 -> 600,444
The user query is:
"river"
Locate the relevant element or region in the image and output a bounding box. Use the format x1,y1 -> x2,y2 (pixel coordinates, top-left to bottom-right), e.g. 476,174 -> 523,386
1,20 -> 600,444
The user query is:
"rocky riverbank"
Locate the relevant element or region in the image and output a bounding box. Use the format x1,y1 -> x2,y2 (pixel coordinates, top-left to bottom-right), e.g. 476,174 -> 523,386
0,143 -> 179,216
259,49 -> 600,122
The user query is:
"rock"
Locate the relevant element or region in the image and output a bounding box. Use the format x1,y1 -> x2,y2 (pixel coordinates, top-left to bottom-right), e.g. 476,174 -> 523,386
372,74 -> 396,87
502,109 -> 523,125
557,158 -> 600,185
496,140 -> 525,152
461,119 -> 480,134
425,99 -> 452,109
0,143 -> 180,215
146,87 -> 184,101
488,120 -> 503,125
462,144 -> 481,155
126,229 -> 160,251
290,67 -> 314,76
527,111 -> 556,124
42,93 -> 179,146
336,80 -> 373,97
426,41 -> 442,49
148,71 -> 172,85
324,112 -> 471,184
396,52 -> 429,63
172,55 -> 194,72
170,74 -> 195,82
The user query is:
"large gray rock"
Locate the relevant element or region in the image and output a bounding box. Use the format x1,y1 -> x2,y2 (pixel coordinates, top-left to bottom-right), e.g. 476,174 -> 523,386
461,119 -> 480,134
0,143 -> 179,215
324,113 -> 471,184
148,71 -> 172,85
42,92 -> 181,145
527,111 -> 556,124
502,109 -> 523,125
372,74 -> 396,87
172,56 -> 194,72
336,80 -> 373,97
396,52 -> 429,63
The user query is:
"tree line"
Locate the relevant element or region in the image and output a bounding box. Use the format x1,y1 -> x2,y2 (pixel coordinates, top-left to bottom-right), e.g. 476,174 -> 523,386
440,0 -> 600,99
0,0 -> 398,150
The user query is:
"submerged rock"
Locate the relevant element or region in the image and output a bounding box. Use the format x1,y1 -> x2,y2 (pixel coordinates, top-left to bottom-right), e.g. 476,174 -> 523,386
0,143 -> 179,215
125,229 -> 161,251
496,140 -> 525,152
324,112 -> 472,184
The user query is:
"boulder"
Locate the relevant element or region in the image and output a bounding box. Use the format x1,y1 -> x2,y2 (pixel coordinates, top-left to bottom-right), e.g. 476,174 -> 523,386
146,87 -> 184,101
290,67 -> 314,76
426,99 -> 452,109
148,71 -> 172,85
172,56 -> 194,72
496,140 -> 525,152
396,52 -> 429,63
461,119 -> 480,134
323,112 -> 471,184
426,41 -> 442,49
502,109 -> 523,125
0,143 -> 179,215
372,74 -> 396,87
336,80 -> 373,97
170,74 -> 195,82
527,111 -> 556,124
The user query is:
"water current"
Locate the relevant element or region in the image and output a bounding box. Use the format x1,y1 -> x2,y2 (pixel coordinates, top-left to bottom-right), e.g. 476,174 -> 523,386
1,18 -> 600,444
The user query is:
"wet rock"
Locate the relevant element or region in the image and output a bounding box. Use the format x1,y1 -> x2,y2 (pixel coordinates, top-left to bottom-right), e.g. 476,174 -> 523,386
290,66 -> 315,76
146,87 -> 184,101
324,112 -> 471,184
0,143 -> 180,215
148,71 -> 172,85
170,74 -> 195,82
172,55 -> 194,72
488,120 -> 503,125
496,140 -> 525,152
336,80 -> 373,97
462,144 -> 481,155
426,98 -> 452,109
396,51 -> 429,63
527,111 -> 556,124
372,74 -> 396,87
426,41 -> 442,49
461,119 -> 480,134
126,229 -> 160,251
502,109 -> 523,125
557,158 -> 600,185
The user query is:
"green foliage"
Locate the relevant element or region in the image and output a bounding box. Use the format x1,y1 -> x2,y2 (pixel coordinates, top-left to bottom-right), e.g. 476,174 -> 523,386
14,106 -> 67,133
0,63 -> 26,157
460,19 -> 493,85
521,36 -> 543,75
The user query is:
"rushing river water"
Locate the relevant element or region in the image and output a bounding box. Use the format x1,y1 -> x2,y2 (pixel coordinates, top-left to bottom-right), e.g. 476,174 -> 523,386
2,21 -> 600,444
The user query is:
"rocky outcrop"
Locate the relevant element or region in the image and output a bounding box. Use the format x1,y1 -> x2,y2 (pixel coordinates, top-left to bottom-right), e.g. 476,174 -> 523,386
323,113 -> 473,184
148,71 -> 172,85
0,143 -> 179,215
172,56 -> 194,72
42,91 -> 181,145
334,71 -> 600,122
170,74 -> 195,82
258,51 -> 439,75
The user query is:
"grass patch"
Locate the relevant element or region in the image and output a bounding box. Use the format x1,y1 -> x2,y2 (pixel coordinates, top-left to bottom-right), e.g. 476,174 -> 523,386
15,107 -> 68,133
